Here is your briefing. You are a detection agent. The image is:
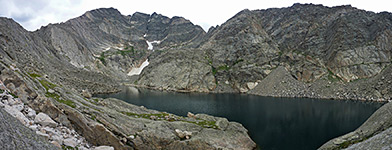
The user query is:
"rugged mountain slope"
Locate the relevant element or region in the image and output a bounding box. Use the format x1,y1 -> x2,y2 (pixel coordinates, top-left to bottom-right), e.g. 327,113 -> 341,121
0,8 -> 255,150
34,8 -> 205,80
129,12 -> 205,48
137,3 -> 392,100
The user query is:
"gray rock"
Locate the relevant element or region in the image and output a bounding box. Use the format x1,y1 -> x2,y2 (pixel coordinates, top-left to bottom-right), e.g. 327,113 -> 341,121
12,103 -> 24,112
81,89 -> 92,98
7,97 -> 19,105
42,126 -> 57,135
36,130 -> 50,140
29,124 -> 39,131
48,89 -> 55,94
345,127 -> 392,150
137,49 -> 216,92
4,105 -> 30,126
175,129 -> 192,139
26,107 -> 36,118
93,146 -> 115,150
51,134 -> 63,145
64,137 -> 78,147
0,108 -> 59,150
34,112 -> 58,127
216,118 -> 229,130
319,102 -> 392,149
51,141 -> 61,148
187,112 -> 195,118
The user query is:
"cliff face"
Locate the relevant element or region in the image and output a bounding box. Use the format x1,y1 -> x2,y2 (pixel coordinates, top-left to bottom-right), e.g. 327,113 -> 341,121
137,4 -> 392,101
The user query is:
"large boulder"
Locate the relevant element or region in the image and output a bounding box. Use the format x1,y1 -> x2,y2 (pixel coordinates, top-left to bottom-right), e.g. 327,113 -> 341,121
34,112 -> 58,127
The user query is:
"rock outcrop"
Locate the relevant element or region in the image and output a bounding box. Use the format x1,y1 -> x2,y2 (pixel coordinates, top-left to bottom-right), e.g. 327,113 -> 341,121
137,49 -> 216,92
319,102 -> 392,149
0,107 -> 59,150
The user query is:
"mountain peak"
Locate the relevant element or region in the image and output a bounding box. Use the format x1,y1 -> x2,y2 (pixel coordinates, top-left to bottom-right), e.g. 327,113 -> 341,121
83,7 -> 123,19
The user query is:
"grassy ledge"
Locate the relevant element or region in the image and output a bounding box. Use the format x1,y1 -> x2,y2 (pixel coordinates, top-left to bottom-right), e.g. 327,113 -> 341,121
122,112 -> 218,129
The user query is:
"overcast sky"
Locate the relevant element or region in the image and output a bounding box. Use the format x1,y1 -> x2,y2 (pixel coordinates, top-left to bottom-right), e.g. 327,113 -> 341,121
0,0 -> 391,31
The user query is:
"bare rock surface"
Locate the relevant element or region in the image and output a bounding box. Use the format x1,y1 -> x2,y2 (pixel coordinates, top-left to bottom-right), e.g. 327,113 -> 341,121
0,107 -> 59,150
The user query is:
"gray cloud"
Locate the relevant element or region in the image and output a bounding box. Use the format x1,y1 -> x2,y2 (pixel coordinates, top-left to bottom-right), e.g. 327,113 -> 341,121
1,0 -> 47,22
0,0 -> 82,31
0,0 -> 390,32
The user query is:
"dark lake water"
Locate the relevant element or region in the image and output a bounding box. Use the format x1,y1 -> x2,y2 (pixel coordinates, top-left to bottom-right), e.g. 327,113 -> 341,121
96,86 -> 384,150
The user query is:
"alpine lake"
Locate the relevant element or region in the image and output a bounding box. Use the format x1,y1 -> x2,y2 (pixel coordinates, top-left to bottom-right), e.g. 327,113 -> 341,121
96,86 -> 384,150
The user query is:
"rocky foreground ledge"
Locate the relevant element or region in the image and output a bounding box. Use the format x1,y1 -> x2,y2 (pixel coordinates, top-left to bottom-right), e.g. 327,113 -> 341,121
0,81 -> 114,150
80,97 -> 256,149
0,65 -> 256,150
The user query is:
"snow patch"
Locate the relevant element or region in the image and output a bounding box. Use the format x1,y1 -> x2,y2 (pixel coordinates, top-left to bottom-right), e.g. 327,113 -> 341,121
113,46 -> 123,50
146,40 -> 161,50
127,59 -> 149,76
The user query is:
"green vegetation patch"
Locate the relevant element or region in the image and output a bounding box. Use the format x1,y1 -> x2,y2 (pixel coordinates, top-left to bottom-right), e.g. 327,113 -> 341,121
38,79 -> 57,91
117,50 -> 133,56
9,92 -> 18,98
217,65 -> 230,71
45,92 -> 75,108
327,69 -> 342,82
117,46 -> 135,56
233,59 -> 244,66
62,145 -> 78,150
98,52 -> 106,64
123,112 -> 169,119
336,137 -> 368,149
28,72 -> 42,78
122,112 -> 218,129
90,114 -> 103,124
57,99 -> 76,108
211,66 -> 217,75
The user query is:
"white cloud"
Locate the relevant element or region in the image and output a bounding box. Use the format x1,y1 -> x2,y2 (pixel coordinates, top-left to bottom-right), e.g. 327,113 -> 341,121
0,0 -> 391,31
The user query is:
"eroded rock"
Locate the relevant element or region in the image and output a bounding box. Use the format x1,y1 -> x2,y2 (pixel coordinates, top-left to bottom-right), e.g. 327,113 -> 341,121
35,112 -> 58,127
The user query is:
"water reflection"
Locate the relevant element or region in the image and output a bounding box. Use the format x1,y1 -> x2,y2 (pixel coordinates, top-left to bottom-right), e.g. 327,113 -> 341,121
96,87 -> 384,150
